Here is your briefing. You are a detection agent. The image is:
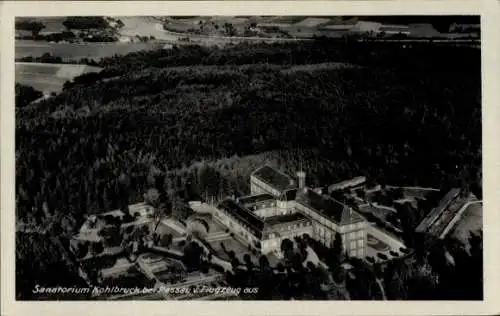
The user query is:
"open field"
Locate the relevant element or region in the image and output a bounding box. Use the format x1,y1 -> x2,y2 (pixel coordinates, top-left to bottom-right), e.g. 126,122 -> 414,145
15,62 -> 102,94
16,40 -> 165,60
116,16 -> 179,41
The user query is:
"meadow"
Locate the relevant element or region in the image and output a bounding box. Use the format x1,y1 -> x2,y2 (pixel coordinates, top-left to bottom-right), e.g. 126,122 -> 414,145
16,40 -> 165,61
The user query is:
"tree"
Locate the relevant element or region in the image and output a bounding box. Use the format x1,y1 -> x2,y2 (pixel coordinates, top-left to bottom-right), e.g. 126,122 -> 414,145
280,238 -> 294,261
171,194 -> 188,221
92,241 -> 104,255
183,242 -> 203,270
243,253 -> 253,270
76,242 -> 89,258
100,225 -> 121,247
197,164 -> 221,200
62,16 -> 108,30
15,84 -> 43,107
333,232 -> 343,256
259,254 -> 270,272
145,188 -> 160,207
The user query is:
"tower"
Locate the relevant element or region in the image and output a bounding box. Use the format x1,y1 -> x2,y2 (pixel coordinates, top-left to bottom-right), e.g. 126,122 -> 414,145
297,171 -> 306,189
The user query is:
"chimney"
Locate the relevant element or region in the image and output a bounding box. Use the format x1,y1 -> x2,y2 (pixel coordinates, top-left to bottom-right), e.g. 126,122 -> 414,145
297,171 -> 306,189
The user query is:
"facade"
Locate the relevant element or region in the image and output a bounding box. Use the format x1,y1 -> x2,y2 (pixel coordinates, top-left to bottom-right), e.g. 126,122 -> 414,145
215,165 -> 370,258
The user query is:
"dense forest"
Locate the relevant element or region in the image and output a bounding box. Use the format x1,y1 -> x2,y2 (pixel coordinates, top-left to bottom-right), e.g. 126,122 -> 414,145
15,84 -> 43,107
15,38 -> 481,299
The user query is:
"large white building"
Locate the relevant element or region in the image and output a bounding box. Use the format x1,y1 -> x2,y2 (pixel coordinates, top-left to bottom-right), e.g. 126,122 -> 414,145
213,165 -> 369,258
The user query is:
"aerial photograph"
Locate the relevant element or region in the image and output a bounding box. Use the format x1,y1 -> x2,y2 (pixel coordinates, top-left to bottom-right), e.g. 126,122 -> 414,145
15,15 -> 482,301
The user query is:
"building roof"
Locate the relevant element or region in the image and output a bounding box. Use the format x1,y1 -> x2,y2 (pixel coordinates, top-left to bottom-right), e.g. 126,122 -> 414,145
415,188 -> 461,233
295,188 -> 364,225
218,199 -> 265,238
238,193 -> 275,206
264,212 -> 308,227
328,176 -> 366,193
251,165 -> 297,192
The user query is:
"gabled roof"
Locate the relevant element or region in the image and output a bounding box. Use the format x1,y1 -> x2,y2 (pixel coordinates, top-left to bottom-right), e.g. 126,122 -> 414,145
251,165 -> 296,192
295,188 -> 364,225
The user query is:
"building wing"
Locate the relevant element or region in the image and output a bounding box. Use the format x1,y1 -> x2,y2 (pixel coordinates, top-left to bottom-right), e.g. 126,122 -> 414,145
296,188 -> 364,225
251,165 -> 296,192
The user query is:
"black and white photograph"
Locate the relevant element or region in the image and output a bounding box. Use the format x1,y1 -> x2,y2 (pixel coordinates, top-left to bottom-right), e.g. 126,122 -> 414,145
11,13 -> 485,303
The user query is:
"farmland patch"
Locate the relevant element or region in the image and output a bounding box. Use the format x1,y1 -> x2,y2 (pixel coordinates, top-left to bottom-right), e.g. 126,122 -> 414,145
16,40 -> 165,61
294,17 -> 332,28
15,62 -> 102,94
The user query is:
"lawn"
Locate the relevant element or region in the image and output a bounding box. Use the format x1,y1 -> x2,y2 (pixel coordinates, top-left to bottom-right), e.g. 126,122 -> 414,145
209,237 -> 254,263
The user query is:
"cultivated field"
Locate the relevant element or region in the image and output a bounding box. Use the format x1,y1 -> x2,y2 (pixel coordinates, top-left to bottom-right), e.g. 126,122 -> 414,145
15,62 -> 102,94
16,40 -> 166,60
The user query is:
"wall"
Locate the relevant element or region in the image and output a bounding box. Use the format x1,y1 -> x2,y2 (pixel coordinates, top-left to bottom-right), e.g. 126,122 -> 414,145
212,206 -> 260,248
261,225 -> 313,254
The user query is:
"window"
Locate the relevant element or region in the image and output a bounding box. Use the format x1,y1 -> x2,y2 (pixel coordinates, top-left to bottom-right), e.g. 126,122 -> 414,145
357,230 -> 364,238
350,241 -> 356,249
350,251 -> 356,257
357,239 -> 364,247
